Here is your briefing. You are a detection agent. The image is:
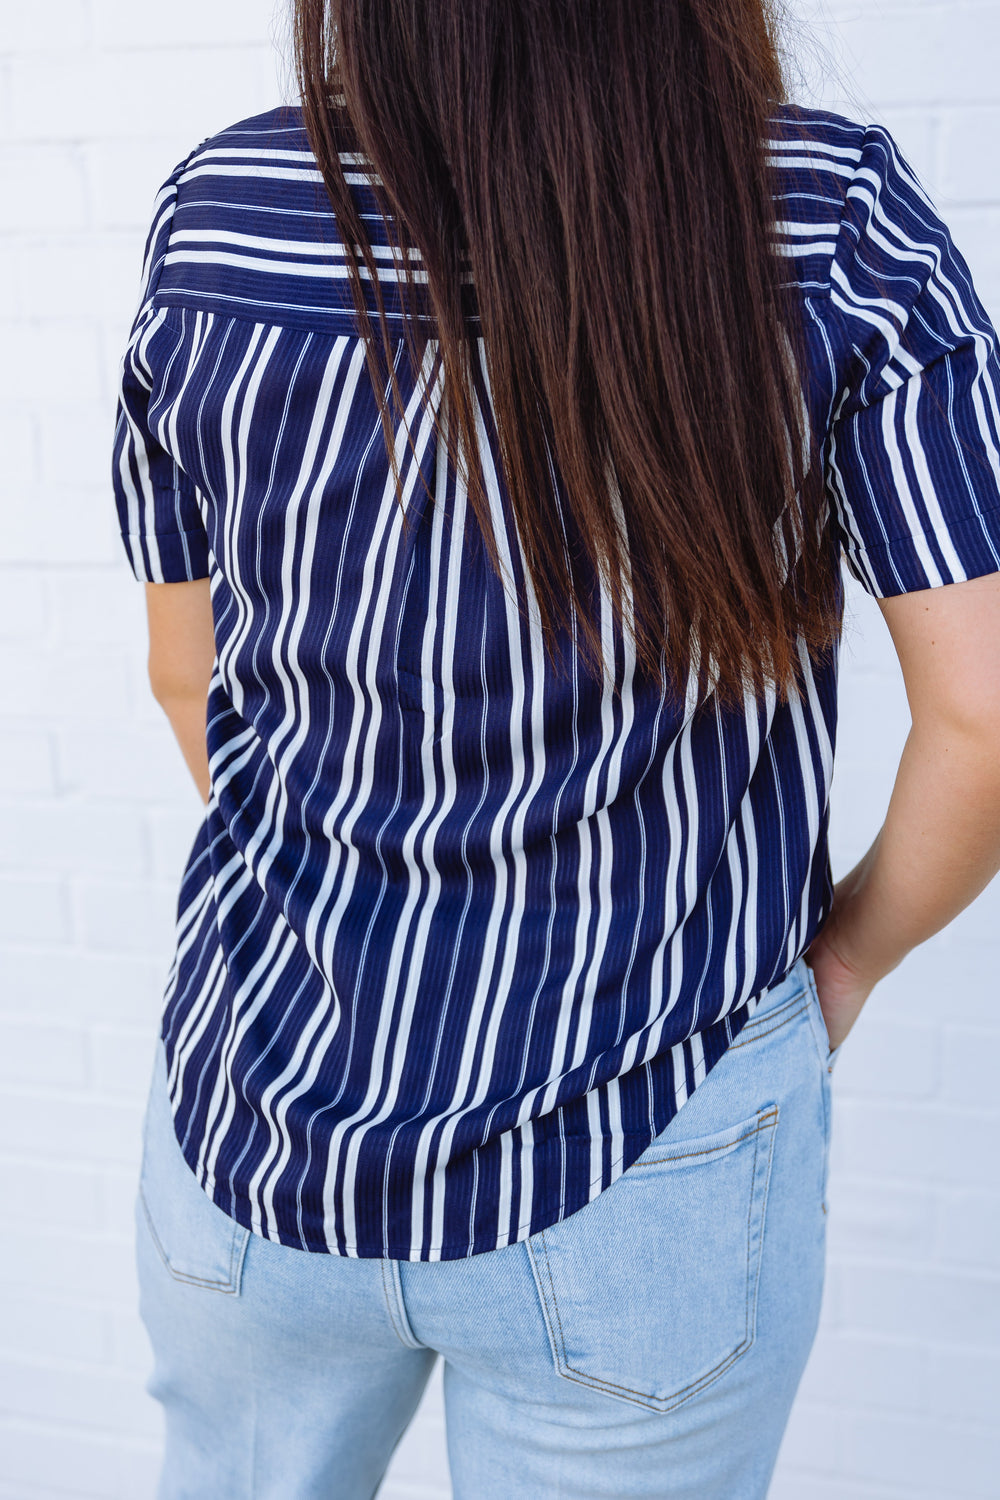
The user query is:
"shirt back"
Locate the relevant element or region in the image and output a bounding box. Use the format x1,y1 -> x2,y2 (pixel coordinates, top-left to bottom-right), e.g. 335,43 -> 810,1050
113,104 -> 1000,1259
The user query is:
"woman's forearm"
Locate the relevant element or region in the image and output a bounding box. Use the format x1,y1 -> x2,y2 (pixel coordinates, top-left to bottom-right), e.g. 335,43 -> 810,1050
826,718 -> 1000,982
159,691 -> 211,805
145,580 -> 215,806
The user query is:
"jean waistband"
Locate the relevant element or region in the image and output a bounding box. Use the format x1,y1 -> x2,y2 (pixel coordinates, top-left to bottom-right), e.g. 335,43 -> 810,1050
741,956 -> 812,1029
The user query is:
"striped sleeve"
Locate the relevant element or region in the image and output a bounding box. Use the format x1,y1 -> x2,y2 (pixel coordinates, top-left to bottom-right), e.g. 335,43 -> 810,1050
112,156 -> 209,583
823,125 -> 1000,596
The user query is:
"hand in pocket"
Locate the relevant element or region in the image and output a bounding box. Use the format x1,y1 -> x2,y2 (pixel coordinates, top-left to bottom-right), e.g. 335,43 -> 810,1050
804,930 -> 872,1053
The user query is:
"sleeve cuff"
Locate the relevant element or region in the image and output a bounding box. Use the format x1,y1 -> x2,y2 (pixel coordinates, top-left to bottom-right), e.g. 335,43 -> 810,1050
120,525 -> 211,584
841,502 -> 1000,598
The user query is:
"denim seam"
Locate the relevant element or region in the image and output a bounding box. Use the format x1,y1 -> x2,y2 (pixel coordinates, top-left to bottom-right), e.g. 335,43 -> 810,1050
380,1258 -> 423,1349
636,1108 -> 778,1167
727,999 -> 809,1050
231,1221 -> 251,1295
746,1095 -> 777,1350
138,1185 -> 246,1293
737,985 -> 809,1034
532,1108 -> 778,1410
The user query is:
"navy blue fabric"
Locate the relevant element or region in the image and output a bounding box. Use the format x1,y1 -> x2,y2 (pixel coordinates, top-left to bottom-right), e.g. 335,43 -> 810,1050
113,105 -> 1000,1259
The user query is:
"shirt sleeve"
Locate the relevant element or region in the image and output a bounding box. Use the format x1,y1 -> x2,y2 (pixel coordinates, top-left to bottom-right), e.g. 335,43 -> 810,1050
823,124 -> 1000,596
111,154 -> 210,583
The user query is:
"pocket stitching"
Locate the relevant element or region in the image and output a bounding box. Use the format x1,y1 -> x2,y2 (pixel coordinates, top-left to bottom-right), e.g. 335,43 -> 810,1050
532,1107 -> 779,1410
636,1108 -> 777,1168
139,1182 -> 248,1294
727,998 -> 808,1050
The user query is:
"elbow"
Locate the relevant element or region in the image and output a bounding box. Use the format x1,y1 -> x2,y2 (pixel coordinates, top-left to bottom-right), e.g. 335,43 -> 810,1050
147,653 -> 210,709
910,697 -> 1000,771
147,653 -> 175,706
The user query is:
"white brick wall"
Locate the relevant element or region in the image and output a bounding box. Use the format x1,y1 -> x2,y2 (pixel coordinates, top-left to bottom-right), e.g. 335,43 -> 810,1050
0,3 -> 997,1497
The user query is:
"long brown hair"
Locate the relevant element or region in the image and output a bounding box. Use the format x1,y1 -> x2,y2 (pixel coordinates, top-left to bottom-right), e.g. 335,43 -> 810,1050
294,0 -> 839,704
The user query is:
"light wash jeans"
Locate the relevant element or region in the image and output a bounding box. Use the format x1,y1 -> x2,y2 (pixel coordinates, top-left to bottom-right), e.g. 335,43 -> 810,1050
136,958 -> 839,1499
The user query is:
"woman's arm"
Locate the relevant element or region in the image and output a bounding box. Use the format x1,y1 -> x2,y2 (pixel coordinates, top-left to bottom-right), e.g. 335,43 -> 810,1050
808,569 -> 1000,1048
145,579 -> 215,804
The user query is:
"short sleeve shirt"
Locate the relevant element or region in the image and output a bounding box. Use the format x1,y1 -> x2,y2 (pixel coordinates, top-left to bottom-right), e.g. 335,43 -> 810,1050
112,105 -> 1000,1260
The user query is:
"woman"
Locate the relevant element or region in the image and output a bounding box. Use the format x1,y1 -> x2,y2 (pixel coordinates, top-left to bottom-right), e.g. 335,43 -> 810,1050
114,1 -> 1000,1495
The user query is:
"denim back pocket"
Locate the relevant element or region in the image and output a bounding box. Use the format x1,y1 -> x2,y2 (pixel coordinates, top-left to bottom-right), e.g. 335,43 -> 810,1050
526,1105 -> 778,1412
139,1049 -> 250,1294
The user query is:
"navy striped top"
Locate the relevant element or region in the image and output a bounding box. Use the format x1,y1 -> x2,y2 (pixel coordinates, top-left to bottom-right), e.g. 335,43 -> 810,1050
113,104 -> 1000,1260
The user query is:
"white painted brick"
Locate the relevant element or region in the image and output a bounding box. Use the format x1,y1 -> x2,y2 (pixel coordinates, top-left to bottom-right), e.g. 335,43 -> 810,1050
796,1331 -> 927,1412
835,1099 -> 1000,1190
0,320 -> 102,402
98,1164 -> 147,1238
841,1263 -> 1000,1350
0,1356 -> 160,1439
145,808 -> 203,883
870,931 -> 997,1026
9,50 -> 278,146
0,244 -> 22,315
0,1018 -> 89,1087
0,567 -> 48,640
72,877 -> 178,957
805,4 -> 1000,109
942,1024 -> 1000,1104
939,206 -> 1000,320
0,875 -> 71,945
127,658 -> 177,728
91,1029 -> 157,1098
0,144 -> 89,231
833,1017 -> 940,1100
770,1477 -> 929,1500
0,58 -> 13,141
840,1409 -> 998,1497
0,727 -> 57,796
0,1293 -> 112,1366
932,1188 -> 1000,1272
16,235 -> 145,325
0,484 -> 122,567
0,1228 -> 139,1305
86,140 -> 189,232
37,401 -> 118,490
48,568 -> 146,648
0,643 -> 132,719
0,1489 -> 125,1500
57,726 -> 198,803
0,1423 -> 160,1500
94,0 -> 277,51
814,1264 -> 839,1332
0,948 -> 165,1026
108,1306 -> 154,1377
0,1088 -> 144,1168
926,1346 -> 1000,1428
0,3 -> 92,53
0,800 -> 146,876
0,407 -> 38,488
834,672 -> 910,763
937,871 -> 1000,947
939,106 -> 1000,203
768,1397 -> 842,1474
827,1176 -> 934,1259
0,1157 -> 101,1229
